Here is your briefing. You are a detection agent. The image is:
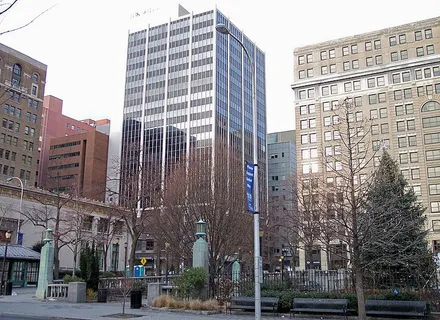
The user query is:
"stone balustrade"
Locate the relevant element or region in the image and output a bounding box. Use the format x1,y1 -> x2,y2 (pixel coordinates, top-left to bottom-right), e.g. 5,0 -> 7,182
47,284 -> 69,299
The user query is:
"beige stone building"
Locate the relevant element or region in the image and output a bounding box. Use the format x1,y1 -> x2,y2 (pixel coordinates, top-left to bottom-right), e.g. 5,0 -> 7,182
291,17 -> 440,270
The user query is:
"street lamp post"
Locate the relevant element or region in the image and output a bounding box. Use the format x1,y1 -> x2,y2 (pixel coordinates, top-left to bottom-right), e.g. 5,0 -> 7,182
165,242 -> 170,284
216,23 -> 261,320
6,177 -> 24,244
124,242 -> 128,277
1,230 -> 12,295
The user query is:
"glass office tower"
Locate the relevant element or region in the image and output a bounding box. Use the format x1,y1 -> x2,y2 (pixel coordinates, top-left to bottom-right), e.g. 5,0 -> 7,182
120,7 -> 267,212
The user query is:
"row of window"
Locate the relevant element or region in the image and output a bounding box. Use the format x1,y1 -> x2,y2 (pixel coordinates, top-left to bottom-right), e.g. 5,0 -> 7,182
301,130 -> 440,148
301,115 -> 438,136
390,29 -> 432,46
302,147 -> 440,167
48,151 -> 80,161
302,100 -> 438,120
297,28 -> 433,65
0,148 -> 16,161
300,83 -> 439,102
50,140 -> 81,150
300,46 -> 435,78
0,135 -> 34,151
48,162 -> 79,171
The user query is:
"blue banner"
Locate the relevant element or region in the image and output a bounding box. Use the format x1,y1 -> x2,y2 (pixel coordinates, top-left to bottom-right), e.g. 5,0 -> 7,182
18,232 -> 23,245
245,161 -> 255,213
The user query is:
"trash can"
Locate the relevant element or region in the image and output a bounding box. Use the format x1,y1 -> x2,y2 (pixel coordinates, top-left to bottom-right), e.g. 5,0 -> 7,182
97,288 -> 108,303
4,281 -> 12,296
130,290 -> 142,309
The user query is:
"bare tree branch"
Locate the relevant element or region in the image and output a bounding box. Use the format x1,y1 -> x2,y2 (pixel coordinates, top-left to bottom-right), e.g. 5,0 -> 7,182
0,0 -> 18,16
0,4 -> 56,36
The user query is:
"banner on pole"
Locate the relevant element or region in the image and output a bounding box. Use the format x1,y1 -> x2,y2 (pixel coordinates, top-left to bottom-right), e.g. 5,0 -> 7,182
245,161 -> 255,213
18,232 -> 23,245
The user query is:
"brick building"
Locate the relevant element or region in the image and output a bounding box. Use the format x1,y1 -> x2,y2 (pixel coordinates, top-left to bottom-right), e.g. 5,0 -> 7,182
0,43 -> 47,186
45,130 -> 109,201
38,95 -> 110,188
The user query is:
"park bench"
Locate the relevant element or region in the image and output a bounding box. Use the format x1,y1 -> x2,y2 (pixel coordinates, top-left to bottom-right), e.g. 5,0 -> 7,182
227,296 -> 279,315
365,299 -> 428,318
290,298 -> 348,319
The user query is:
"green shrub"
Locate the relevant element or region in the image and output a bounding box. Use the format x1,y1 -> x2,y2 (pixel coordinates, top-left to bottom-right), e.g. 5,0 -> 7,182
367,290 -> 420,301
254,289 -> 422,313
173,267 -> 207,300
63,274 -> 85,283
99,271 -> 116,278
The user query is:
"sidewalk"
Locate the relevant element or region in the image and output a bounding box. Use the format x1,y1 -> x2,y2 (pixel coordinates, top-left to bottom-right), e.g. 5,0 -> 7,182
0,287 -> 287,320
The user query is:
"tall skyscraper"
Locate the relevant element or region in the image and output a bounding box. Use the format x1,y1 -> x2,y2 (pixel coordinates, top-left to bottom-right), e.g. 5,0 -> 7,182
292,17 -> 440,269
0,43 -> 47,187
121,6 -> 267,212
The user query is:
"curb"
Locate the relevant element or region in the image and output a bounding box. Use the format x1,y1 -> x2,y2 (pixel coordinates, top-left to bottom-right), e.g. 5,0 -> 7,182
149,307 -> 224,315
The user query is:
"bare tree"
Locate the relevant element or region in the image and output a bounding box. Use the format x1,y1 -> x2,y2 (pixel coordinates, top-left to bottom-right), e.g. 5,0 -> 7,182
151,142 -> 253,278
107,142 -> 161,277
93,206 -> 123,272
284,97 -> 382,319
21,188 -> 75,279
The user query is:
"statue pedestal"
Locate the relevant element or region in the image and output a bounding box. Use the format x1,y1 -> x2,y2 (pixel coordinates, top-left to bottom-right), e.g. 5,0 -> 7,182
36,229 -> 54,299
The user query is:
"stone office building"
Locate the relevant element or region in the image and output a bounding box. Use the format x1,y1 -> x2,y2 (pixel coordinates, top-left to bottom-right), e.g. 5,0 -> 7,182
292,17 -> 440,269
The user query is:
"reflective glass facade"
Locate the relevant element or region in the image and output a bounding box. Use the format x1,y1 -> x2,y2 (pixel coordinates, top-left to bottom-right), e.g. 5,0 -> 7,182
121,8 -> 267,211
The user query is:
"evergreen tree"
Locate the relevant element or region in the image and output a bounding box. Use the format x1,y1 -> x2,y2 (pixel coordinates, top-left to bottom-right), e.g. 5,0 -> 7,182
79,244 -> 100,290
361,151 -> 432,283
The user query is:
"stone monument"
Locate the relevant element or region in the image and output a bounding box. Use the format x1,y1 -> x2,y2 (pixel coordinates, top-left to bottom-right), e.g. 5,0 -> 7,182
36,228 -> 54,299
232,254 -> 241,296
192,219 -> 208,272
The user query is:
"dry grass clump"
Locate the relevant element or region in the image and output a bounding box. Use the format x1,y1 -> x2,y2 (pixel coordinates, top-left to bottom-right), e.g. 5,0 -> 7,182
151,295 -> 173,308
151,295 -> 221,311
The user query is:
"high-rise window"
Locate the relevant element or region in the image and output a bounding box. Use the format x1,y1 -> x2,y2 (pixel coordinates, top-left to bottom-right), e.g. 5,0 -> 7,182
399,34 -> 406,44
400,50 -> 408,60
365,41 -> 372,51
389,36 -> 397,46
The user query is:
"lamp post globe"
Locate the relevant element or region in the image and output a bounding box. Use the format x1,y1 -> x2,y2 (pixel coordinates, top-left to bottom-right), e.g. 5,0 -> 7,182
215,23 -> 229,35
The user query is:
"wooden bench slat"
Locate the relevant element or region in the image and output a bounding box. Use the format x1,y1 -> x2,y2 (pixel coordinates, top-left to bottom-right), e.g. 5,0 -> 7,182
365,299 -> 427,319
227,296 -> 278,315
291,298 -> 348,320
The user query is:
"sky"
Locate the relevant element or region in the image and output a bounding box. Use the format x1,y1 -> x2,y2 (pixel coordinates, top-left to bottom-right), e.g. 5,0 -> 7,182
1,0 -> 440,136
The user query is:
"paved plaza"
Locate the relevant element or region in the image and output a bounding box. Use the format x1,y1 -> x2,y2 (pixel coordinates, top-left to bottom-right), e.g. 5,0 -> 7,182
0,287 -> 295,320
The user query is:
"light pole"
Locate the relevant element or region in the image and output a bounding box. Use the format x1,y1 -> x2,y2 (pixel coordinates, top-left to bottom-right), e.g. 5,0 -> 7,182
6,177 -> 23,244
216,23 -> 261,320
124,242 -> 128,277
1,230 -> 12,295
165,242 -> 170,284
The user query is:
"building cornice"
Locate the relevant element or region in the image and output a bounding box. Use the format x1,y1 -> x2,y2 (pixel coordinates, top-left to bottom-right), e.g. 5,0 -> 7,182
294,16 -> 440,54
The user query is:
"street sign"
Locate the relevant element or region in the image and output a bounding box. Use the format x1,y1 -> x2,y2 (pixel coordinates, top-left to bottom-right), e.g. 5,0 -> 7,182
140,258 -> 147,265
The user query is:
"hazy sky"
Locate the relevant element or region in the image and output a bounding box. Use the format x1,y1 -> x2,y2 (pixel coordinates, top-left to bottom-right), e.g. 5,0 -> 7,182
1,0 -> 440,135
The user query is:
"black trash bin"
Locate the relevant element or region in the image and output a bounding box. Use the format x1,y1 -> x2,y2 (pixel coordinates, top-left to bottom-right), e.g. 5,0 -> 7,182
97,288 -> 108,303
130,290 -> 142,309
4,281 -> 12,296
